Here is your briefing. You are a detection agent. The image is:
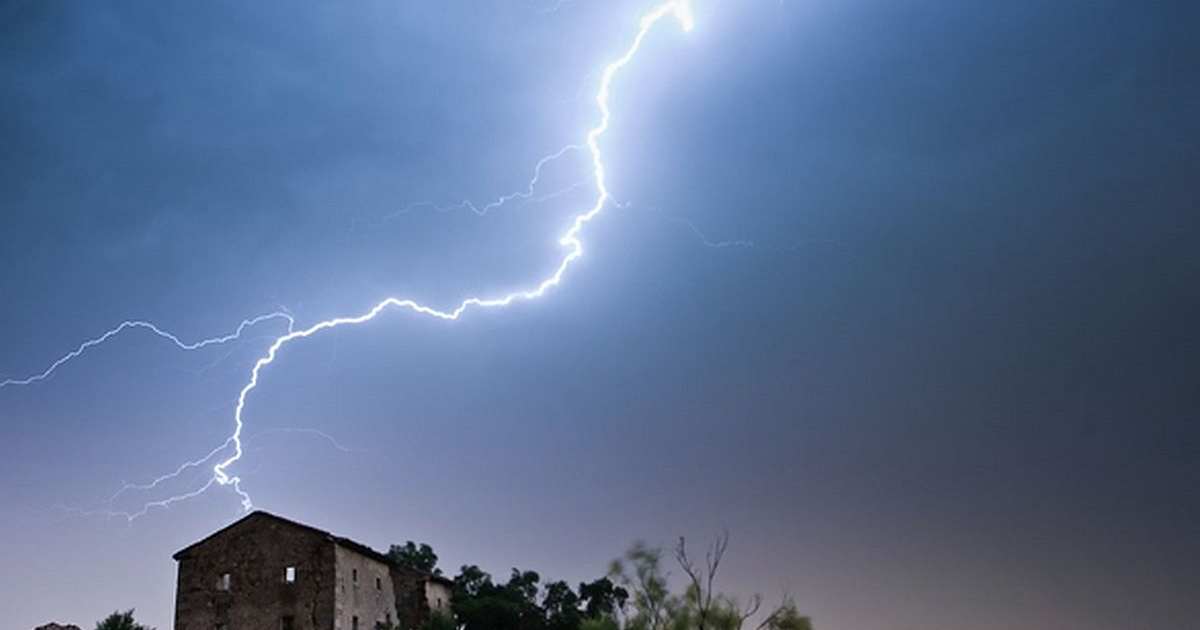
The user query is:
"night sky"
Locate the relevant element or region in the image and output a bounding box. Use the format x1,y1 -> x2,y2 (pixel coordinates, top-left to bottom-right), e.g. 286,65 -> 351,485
1,1 -> 1197,629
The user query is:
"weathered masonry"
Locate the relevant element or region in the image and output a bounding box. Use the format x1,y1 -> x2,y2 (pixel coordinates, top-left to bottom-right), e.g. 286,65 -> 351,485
173,511 -> 453,630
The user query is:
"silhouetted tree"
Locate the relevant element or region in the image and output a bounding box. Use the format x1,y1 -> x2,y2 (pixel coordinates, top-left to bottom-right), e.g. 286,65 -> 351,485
95,610 -> 154,630
452,565 -> 544,630
387,541 -> 441,575
544,580 -> 582,630
507,569 -> 547,630
579,577 -> 628,619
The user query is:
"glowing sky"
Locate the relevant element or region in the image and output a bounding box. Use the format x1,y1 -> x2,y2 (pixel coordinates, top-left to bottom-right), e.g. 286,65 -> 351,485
1,1 -> 1197,629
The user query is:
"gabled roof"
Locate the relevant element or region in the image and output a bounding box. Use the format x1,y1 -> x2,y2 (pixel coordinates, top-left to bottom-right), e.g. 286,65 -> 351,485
173,510 -> 392,565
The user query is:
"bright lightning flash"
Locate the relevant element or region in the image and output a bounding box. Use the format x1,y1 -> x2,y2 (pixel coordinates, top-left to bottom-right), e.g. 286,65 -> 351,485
3,0 -> 695,519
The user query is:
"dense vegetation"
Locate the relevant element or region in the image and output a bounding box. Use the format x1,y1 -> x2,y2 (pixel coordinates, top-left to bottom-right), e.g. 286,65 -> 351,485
387,533 -> 813,630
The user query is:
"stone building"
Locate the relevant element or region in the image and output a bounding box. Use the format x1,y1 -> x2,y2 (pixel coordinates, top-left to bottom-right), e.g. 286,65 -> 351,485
173,511 -> 453,630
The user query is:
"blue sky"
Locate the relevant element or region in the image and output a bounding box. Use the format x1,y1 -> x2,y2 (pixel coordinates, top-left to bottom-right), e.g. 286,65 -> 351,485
1,1 -> 1197,629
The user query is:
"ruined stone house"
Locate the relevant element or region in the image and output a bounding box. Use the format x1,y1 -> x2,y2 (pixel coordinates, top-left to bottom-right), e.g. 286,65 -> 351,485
173,511 -> 453,630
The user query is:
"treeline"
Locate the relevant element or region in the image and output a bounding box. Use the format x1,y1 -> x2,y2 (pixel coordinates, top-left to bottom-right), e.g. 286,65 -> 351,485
387,533 -> 813,630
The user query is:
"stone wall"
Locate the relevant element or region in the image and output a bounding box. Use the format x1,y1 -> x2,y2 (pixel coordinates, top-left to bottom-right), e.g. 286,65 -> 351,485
333,544 -> 398,630
390,567 -> 428,630
424,580 -> 453,619
174,514 -> 337,630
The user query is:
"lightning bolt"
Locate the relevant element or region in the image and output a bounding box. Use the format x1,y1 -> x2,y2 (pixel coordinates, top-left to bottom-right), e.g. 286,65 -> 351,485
4,0 -> 696,519
0,312 -> 294,388
214,0 -> 695,512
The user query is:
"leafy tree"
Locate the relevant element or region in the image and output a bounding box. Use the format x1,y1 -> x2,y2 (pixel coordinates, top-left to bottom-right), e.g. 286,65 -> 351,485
506,569 -> 543,607
544,580 -> 582,630
452,565 -> 543,630
95,610 -> 154,630
505,569 -> 546,630
388,541 -> 442,576
579,577 -> 628,619
452,565 -> 630,630
609,542 -> 678,630
455,564 -> 492,598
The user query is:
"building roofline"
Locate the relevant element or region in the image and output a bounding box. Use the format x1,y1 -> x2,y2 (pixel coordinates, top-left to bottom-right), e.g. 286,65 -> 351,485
428,573 -> 454,586
172,510 -> 393,565
389,561 -> 454,585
